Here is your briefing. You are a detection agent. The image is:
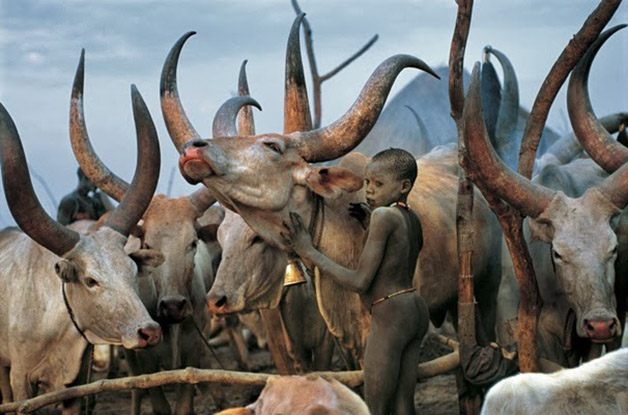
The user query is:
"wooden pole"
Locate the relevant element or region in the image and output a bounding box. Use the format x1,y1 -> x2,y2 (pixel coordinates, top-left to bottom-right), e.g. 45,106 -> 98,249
449,1 -> 483,413
0,341 -> 459,415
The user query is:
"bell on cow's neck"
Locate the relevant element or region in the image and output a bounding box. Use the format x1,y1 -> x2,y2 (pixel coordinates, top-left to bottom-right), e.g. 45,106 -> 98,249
284,257 -> 307,287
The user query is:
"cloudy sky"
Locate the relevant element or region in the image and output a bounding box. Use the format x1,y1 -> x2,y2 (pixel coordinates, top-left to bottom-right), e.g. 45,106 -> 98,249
0,0 -> 626,226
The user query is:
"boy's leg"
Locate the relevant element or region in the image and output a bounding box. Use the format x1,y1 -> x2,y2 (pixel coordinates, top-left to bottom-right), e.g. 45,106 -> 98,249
364,320 -> 405,415
392,338 -> 422,415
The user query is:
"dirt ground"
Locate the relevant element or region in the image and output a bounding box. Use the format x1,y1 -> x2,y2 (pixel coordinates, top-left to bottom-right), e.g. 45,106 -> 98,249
51,335 -> 459,414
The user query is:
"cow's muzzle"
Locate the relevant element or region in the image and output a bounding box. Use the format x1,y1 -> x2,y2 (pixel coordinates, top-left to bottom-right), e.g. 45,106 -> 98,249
583,317 -> 621,343
179,140 -> 213,184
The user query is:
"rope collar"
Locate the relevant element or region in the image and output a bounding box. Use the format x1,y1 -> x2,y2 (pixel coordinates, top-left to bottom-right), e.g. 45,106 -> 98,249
62,282 -> 91,344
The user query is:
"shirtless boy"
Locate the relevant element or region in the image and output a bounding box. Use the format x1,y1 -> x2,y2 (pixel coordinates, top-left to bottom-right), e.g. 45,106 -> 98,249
282,148 -> 429,415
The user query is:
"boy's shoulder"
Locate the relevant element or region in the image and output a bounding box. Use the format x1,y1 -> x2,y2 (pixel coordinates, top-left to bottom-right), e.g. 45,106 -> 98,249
370,206 -> 404,228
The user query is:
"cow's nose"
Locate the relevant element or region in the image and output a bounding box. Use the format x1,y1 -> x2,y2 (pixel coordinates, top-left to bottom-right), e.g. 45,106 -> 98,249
137,322 -> 162,347
158,297 -> 190,323
183,139 -> 208,150
207,294 -> 228,315
583,318 -> 619,341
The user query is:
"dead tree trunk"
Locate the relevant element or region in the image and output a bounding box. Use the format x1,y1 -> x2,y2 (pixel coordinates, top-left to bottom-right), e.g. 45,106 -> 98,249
449,1 -> 483,413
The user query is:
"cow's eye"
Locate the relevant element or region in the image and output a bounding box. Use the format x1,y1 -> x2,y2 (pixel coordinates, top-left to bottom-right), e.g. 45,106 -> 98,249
85,277 -> 99,288
188,241 -> 198,252
552,250 -> 563,261
611,246 -> 618,257
251,235 -> 263,245
264,142 -> 282,154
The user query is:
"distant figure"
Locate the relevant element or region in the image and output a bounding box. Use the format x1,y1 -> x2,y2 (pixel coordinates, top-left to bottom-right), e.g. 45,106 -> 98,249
57,167 -> 112,225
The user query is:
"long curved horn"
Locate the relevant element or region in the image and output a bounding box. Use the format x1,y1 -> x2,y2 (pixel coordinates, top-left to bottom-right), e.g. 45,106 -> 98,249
0,104 -> 80,256
618,123 -> 628,147
161,31 -> 201,153
487,47 -> 519,143
188,187 -> 217,214
291,54 -> 440,163
104,86 -> 160,237
568,24 -> 628,174
598,162 -> 628,210
212,96 -> 262,138
404,105 -> 429,143
480,55 -> 501,142
463,63 -> 555,218
70,49 -> 129,202
237,60 -> 256,136
284,13 -> 313,134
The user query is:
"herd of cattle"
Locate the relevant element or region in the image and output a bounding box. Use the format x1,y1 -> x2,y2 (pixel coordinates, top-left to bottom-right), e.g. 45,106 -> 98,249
0,5 -> 627,415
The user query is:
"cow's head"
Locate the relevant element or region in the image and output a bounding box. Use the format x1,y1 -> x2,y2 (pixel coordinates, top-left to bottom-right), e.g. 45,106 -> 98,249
207,210 -> 287,314
160,25 -> 438,247
0,84 -> 163,349
463,26 -> 628,343
70,50 -> 219,325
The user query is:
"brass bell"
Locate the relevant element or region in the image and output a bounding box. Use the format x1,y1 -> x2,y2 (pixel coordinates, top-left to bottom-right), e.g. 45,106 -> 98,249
284,257 -> 307,286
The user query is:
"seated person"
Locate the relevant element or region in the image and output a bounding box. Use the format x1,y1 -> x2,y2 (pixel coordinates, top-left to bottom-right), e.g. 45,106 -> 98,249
57,167 -> 111,225
282,148 -> 429,415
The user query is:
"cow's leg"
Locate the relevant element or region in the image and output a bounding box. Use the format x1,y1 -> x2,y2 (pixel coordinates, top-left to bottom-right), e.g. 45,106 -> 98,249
174,321 -> 198,415
62,345 -> 94,415
475,265 -> 501,344
0,365 -> 12,404
125,349 -> 172,415
312,332 -> 335,371
8,365 -> 33,406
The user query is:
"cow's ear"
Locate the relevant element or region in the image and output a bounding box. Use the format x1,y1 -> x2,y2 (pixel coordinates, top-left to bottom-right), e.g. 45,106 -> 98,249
303,166 -> 363,199
130,249 -> 165,270
129,220 -> 145,240
198,224 -> 219,243
529,218 -> 554,243
55,259 -> 78,283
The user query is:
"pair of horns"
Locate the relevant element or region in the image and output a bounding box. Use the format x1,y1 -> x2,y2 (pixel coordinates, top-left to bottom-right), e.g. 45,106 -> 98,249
161,15 -> 439,163
0,80 -> 159,257
213,13 -> 313,138
463,25 -> 628,217
71,51 -> 217,216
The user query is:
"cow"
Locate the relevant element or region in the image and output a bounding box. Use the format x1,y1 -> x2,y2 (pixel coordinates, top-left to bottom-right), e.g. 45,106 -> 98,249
477,45 -> 628,354
69,50 -> 218,415
0,87 -> 162,413
208,210 -> 336,373
161,16 -> 504,363
480,348 -> 628,415
215,376 -> 370,415
461,25 -> 628,368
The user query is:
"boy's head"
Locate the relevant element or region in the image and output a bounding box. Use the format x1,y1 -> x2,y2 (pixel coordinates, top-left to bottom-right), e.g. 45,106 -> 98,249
364,148 -> 417,208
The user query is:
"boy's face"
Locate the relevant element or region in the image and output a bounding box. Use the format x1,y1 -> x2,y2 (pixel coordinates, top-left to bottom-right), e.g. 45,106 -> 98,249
364,160 -> 411,208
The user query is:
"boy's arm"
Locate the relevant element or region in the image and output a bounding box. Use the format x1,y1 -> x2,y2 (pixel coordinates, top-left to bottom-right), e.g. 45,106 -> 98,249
282,209 -> 393,293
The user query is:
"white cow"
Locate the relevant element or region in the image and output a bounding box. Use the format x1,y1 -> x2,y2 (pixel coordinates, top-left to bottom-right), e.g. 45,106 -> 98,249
0,86 -> 162,414
482,348 -> 628,415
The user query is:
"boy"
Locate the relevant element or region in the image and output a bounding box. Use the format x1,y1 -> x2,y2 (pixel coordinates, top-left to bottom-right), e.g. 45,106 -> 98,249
282,148 -> 428,415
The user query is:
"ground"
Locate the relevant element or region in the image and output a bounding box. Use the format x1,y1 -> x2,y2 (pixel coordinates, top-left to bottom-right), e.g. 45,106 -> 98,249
42,335 -> 460,414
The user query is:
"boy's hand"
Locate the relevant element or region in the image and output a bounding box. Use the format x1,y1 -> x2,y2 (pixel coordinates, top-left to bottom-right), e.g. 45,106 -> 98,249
281,212 -> 314,257
348,202 -> 371,230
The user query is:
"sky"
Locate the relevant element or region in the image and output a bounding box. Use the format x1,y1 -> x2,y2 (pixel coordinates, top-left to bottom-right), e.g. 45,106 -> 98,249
0,0 -> 627,227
